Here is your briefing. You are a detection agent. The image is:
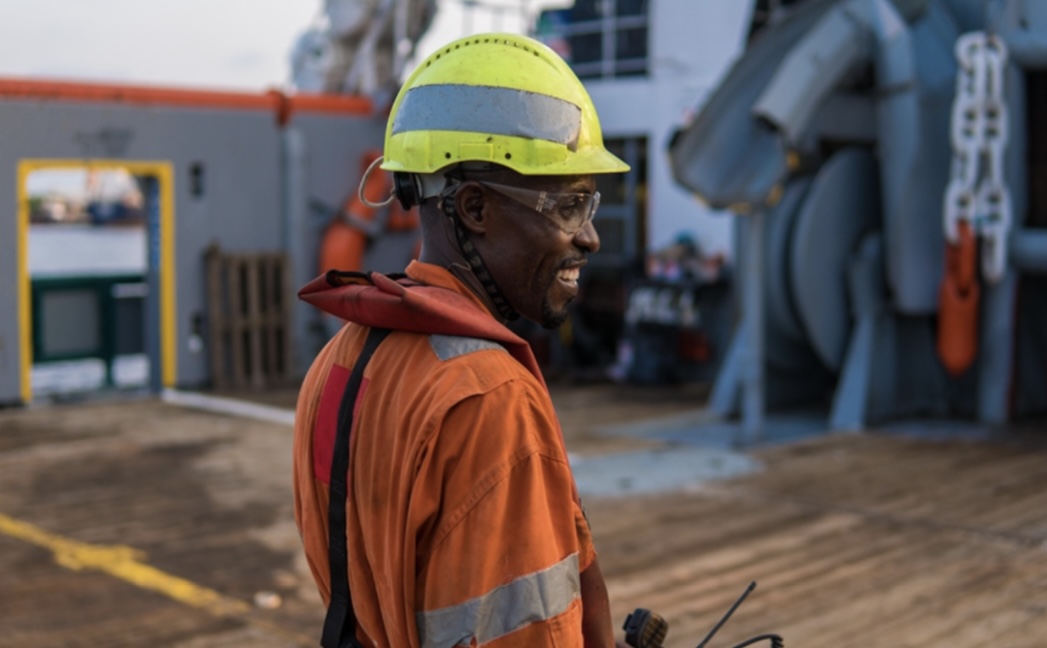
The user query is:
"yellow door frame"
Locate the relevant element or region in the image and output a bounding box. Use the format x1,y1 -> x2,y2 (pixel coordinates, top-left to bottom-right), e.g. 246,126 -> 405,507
17,159 -> 177,402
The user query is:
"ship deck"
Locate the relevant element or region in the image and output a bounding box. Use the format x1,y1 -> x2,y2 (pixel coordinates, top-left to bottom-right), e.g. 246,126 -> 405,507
0,385 -> 1043,647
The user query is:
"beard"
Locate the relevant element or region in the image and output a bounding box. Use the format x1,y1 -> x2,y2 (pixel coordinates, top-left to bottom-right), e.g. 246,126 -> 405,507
540,294 -> 571,329
538,258 -> 584,329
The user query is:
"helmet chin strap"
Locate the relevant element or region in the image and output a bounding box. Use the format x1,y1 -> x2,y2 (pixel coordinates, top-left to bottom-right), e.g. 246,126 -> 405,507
440,189 -> 519,322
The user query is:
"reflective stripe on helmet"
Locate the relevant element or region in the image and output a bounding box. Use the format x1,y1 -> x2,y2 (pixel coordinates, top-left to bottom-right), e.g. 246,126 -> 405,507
391,84 -> 582,148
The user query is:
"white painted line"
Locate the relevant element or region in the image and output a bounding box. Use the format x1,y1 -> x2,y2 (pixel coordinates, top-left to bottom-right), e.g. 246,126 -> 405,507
161,389 -> 296,426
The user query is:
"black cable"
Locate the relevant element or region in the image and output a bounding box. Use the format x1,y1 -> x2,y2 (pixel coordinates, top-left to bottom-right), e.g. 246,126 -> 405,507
728,634 -> 784,648
693,581 -> 785,648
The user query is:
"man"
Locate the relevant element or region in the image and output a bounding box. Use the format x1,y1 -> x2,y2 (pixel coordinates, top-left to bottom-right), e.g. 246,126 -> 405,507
294,32 -> 629,648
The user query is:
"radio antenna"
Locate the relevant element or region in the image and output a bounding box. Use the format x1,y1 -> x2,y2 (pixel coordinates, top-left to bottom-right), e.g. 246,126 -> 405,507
695,581 -> 757,648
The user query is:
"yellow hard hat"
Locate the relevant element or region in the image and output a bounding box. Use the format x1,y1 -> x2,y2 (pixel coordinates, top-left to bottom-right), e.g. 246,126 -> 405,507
381,33 -> 629,183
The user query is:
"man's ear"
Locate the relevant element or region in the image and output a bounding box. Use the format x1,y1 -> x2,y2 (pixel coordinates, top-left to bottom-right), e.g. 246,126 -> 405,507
454,182 -> 489,235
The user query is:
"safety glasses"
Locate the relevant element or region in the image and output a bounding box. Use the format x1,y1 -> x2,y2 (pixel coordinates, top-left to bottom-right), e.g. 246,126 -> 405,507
477,180 -> 600,235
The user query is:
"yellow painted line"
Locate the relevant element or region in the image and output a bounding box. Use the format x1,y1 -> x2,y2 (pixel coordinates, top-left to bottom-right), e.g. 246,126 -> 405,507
0,512 -> 317,645
0,511 -> 249,617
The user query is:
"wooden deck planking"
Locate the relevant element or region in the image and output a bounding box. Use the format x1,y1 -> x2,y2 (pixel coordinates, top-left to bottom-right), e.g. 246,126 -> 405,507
586,433 -> 1047,648
0,391 -> 1043,647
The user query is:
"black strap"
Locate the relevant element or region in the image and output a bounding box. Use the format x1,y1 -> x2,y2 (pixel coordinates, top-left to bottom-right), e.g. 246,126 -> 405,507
321,327 -> 391,648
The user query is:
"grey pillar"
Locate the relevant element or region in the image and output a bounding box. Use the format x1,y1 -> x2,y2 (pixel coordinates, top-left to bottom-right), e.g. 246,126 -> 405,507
143,176 -> 163,394
979,270 -> 1019,424
280,126 -> 311,378
741,210 -> 766,444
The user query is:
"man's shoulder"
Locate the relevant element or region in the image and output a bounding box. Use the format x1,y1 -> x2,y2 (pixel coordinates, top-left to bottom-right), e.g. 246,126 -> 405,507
304,325 -> 545,416
371,332 -> 559,453
402,331 -> 539,394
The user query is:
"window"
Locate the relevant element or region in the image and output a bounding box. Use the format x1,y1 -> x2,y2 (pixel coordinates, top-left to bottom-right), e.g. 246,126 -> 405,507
591,136 -> 647,265
567,136 -> 647,369
534,0 -> 649,79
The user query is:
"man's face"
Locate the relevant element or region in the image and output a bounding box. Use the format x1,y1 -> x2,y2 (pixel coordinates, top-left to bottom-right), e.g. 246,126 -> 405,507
470,172 -> 601,329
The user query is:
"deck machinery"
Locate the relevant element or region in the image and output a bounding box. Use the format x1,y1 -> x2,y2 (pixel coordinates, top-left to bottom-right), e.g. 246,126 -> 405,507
670,0 -> 1046,435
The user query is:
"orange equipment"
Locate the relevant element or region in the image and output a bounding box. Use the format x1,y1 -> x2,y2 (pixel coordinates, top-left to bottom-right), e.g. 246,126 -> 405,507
317,149 -> 419,275
937,221 -> 980,375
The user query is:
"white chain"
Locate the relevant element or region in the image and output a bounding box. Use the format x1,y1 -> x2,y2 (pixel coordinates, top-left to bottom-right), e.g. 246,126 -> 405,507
943,32 -> 1011,283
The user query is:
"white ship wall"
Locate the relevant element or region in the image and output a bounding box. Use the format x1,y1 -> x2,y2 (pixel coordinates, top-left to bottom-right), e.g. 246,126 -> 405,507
587,0 -> 754,258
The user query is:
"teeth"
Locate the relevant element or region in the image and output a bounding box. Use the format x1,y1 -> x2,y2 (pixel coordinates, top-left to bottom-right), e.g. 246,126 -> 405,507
558,268 -> 580,282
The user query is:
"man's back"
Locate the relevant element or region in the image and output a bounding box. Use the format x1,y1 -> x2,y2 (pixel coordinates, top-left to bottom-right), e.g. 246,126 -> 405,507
293,268 -> 595,647
294,30 -> 628,645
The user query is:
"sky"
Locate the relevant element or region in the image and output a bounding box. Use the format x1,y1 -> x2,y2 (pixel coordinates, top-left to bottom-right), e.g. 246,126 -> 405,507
0,0 -> 564,92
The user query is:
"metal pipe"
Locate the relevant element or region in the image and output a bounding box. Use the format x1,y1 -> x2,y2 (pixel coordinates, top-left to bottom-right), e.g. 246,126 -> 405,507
394,0 -> 408,82
997,0 -> 1047,69
751,1 -> 871,146
280,127 -> 309,376
1001,29 -> 1047,68
979,270 -> 1019,424
1010,228 -> 1047,273
741,211 -> 766,444
144,176 -> 163,394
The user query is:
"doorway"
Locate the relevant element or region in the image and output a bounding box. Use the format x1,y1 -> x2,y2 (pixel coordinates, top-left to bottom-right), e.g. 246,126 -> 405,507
16,160 -> 176,402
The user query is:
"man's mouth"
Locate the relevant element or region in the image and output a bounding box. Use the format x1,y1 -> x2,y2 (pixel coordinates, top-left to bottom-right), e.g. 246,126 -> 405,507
556,266 -> 581,288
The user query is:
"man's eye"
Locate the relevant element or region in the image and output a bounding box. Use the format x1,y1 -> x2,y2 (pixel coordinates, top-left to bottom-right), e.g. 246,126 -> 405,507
557,195 -> 585,219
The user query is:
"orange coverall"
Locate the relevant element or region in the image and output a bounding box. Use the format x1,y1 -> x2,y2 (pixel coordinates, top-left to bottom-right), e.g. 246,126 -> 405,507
294,261 -> 596,647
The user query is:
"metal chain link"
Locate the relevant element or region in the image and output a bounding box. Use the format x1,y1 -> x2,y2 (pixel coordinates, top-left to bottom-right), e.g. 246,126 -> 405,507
943,32 -> 1012,283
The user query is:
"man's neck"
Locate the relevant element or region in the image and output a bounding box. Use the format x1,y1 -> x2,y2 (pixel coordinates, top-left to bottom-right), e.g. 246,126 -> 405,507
419,226 -> 504,323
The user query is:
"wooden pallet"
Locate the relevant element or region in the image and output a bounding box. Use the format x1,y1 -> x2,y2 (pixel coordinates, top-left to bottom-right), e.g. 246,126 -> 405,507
205,246 -> 294,391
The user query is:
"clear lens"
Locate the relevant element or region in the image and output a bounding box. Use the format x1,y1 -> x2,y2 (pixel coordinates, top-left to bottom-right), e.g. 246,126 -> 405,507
479,181 -> 599,234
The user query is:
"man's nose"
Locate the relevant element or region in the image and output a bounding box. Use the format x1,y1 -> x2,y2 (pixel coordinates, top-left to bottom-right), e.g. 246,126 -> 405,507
573,220 -> 601,254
